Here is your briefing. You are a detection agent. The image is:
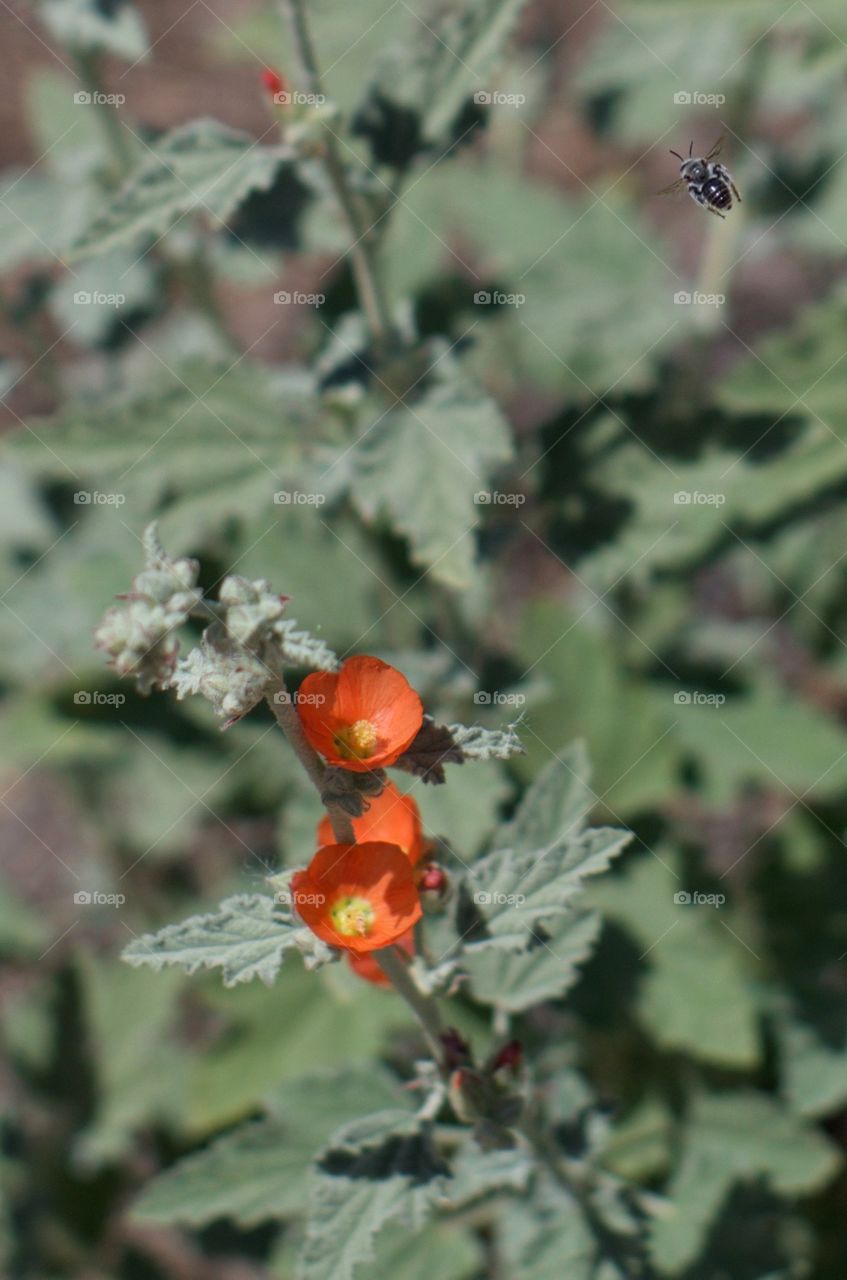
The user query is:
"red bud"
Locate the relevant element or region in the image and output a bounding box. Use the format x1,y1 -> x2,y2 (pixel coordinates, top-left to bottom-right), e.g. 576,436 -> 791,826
419,863 -> 447,892
261,68 -> 286,99
491,1039 -> 523,1074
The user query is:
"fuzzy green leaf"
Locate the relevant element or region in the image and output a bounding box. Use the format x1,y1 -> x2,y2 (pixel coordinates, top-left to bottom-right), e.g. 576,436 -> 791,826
6,361 -> 317,546
122,893 -> 330,987
590,854 -> 760,1069
349,378 -> 513,588
298,1111 -> 448,1280
69,120 -> 292,260
369,0 -> 530,143
448,721 -> 524,761
651,1092 -> 841,1273
465,909 -> 602,1011
132,1067 -> 410,1226
39,0 -> 149,59
467,824 -> 629,951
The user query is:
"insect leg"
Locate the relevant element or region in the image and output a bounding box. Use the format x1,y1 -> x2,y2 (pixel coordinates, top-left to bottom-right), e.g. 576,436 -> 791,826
689,186 -> 726,219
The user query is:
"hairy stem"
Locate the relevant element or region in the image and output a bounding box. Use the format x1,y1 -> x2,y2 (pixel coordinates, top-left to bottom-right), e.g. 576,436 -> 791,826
265,678 -> 355,842
376,946 -> 446,1062
73,50 -> 134,183
276,0 -> 396,350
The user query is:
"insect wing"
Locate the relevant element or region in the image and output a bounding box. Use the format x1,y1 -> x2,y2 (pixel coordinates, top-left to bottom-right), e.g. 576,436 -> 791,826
657,177 -> 686,197
704,134 -> 725,161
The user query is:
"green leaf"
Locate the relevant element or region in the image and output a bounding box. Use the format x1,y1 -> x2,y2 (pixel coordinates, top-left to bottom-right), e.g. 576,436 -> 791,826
777,1010 -> 847,1120
0,877 -> 49,958
349,375 -> 513,588
298,1112 -> 448,1280
367,1220 -> 481,1280
467,824 -> 629,950
465,909 -> 602,1011
75,952 -> 187,1165
498,739 -> 594,853
122,893 -> 330,988
651,1092 -> 841,1274
386,162 -> 676,397
674,677 -> 847,805
500,1175 -> 646,1280
0,169 -> 91,272
369,0 -> 530,144
445,1142 -> 533,1207
7,361 -> 317,547
184,967 -> 420,1134
68,120 -> 291,260
515,603 -> 677,815
39,0 -> 149,59
449,721 -> 524,761
579,422 -> 847,591
133,1067 -> 410,1225
590,854 -> 760,1068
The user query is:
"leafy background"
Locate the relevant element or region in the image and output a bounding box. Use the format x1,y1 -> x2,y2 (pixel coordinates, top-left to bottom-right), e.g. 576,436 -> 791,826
3,0 -> 847,1276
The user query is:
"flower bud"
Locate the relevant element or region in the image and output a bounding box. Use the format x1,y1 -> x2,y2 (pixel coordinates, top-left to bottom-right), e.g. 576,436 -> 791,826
261,68 -> 286,99
440,1027 -> 472,1071
417,861 -> 450,912
490,1039 -> 523,1075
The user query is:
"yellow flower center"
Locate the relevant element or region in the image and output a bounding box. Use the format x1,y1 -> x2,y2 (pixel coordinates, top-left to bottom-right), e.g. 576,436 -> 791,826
330,895 -> 376,937
335,718 -> 379,761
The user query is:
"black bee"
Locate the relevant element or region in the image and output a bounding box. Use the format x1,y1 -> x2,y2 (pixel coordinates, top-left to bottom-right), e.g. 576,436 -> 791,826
659,136 -> 741,219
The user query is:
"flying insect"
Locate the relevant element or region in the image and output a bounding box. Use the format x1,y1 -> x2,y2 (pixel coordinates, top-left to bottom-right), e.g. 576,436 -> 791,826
659,136 -> 741,218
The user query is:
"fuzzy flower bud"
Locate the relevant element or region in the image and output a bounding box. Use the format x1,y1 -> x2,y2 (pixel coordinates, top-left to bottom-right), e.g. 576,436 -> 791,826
219,575 -> 289,649
94,523 -> 202,694
169,629 -> 271,726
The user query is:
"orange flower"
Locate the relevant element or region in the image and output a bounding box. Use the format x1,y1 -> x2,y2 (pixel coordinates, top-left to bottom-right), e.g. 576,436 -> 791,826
297,656 -> 423,772
348,926 -> 415,986
291,841 -> 422,953
316,782 -> 424,866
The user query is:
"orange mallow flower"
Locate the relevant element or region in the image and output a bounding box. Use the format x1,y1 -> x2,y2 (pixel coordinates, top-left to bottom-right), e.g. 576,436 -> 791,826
316,782 -> 424,865
348,926 -> 415,986
297,656 -> 423,772
291,841 -> 422,953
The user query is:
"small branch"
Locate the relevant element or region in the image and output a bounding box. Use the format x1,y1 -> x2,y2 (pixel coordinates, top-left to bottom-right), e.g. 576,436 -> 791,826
376,946 -> 446,1063
73,49 -> 134,184
276,0 -> 396,350
265,678 -> 355,843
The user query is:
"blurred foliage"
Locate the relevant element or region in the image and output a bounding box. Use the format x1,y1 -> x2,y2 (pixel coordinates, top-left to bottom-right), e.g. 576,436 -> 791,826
4,0 -> 847,1276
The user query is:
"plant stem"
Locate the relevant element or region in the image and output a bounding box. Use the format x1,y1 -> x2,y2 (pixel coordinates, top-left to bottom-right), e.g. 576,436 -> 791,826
265,679 -> 355,842
376,946 -> 446,1062
73,49 -> 134,184
276,0 -> 396,350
